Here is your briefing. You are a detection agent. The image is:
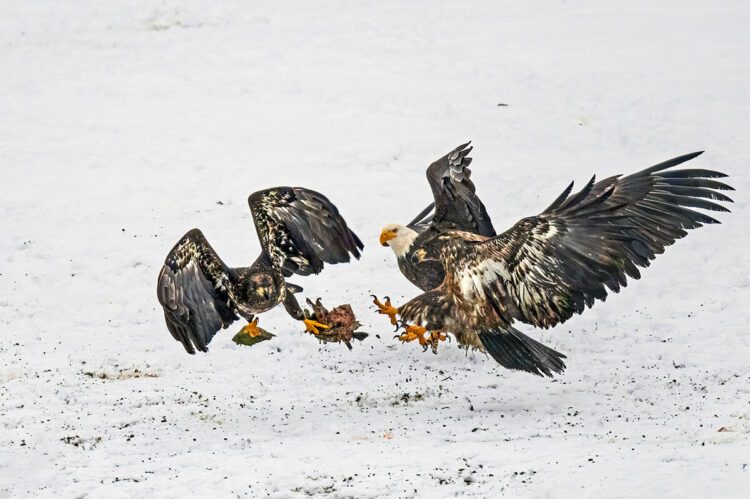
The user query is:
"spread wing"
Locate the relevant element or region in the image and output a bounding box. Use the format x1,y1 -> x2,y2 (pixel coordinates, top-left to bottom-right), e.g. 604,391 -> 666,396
422,141 -> 496,236
452,151 -> 733,328
248,187 -> 364,277
157,229 -> 239,354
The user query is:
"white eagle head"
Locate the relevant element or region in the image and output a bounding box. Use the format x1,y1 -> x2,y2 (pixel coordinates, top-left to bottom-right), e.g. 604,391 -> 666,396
379,223 -> 418,258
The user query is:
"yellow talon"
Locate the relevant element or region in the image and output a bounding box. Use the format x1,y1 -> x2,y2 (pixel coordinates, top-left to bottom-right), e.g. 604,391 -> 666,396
397,324 -> 428,346
372,295 -> 399,325
396,326 -> 449,352
304,318 -> 330,335
241,318 -> 261,338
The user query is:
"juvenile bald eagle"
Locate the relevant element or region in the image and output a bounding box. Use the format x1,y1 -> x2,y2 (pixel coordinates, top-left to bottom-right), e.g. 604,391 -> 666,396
378,147 -> 732,376
157,187 -> 363,354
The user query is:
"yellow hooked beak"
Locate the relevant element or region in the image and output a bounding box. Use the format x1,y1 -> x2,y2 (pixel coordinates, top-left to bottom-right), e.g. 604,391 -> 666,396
380,230 -> 397,246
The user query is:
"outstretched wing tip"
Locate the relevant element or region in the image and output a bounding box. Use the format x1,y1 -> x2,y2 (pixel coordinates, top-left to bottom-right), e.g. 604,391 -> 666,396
476,149 -> 732,329
353,232 -> 365,253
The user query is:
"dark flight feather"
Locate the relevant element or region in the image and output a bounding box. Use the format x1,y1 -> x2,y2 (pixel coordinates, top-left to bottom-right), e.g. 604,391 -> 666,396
424,141 -> 496,236
406,142 -> 496,236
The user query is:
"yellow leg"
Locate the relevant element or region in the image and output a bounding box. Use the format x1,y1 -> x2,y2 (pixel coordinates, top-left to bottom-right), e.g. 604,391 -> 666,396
240,318 -> 261,338
372,295 -> 398,325
303,318 -> 330,335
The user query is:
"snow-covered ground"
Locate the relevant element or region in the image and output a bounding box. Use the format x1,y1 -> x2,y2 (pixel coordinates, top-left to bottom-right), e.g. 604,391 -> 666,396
1,0 -> 749,496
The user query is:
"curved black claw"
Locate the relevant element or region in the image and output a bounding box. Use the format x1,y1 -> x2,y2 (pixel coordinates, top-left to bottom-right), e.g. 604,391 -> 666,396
393,321 -> 406,340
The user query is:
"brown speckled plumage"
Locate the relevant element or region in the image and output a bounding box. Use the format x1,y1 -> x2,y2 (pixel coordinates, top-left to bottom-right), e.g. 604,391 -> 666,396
398,150 -> 732,376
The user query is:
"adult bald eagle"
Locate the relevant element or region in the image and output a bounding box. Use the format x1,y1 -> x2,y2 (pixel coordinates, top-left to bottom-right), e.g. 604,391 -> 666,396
157,187 -> 363,354
378,146 -> 732,377
380,142 -> 495,288
373,142 -> 495,319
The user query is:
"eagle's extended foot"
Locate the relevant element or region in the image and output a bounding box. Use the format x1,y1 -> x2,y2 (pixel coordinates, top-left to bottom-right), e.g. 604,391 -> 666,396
371,295 -> 398,325
303,318 -> 330,335
240,318 -> 261,338
395,323 -> 428,348
394,322 -> 449,353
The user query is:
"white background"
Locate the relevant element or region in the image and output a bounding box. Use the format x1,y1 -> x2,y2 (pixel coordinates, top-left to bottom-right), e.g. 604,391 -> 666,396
1,1 -> 748,496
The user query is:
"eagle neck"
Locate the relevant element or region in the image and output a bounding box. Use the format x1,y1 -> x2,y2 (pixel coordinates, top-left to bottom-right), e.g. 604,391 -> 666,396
391,228 -> 419,258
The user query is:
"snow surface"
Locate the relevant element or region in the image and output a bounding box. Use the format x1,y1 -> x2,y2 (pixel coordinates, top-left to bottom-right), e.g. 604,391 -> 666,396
1,0 -> 749,497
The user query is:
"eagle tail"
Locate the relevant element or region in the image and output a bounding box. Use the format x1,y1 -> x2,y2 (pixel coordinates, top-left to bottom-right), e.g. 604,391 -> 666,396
478,324 -> 567,377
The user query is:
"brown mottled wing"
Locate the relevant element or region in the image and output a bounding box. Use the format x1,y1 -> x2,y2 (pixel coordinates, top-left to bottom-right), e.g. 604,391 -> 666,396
248,187 -> 364,277
157,229 -> 239,354
421,141 -> 496,236
453,151 -> 732,328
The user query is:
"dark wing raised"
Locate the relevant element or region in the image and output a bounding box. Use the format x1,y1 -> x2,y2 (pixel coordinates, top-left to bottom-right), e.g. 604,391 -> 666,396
406,201 -> 435,232
157,229 -> 239,354
452,151 -> 732,328
248,187 -> 364,277
422,141 -> 496,236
